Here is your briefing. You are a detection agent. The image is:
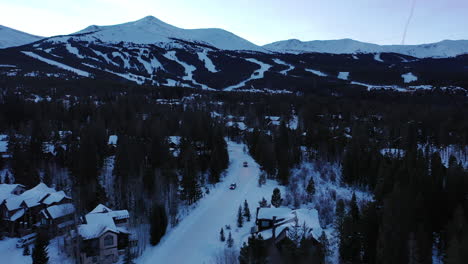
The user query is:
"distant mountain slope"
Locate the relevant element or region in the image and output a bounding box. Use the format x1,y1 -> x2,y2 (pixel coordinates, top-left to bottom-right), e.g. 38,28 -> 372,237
59,16 -> 264,52
264,39 -> 468,58
0,25 -> 43,49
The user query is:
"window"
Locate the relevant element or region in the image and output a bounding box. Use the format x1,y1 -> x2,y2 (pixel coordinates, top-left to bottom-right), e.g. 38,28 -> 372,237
260,220 -> 270,228
104,235 -> 114,247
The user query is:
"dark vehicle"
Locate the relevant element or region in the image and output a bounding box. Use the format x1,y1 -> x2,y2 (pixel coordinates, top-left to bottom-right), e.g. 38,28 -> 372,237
229,183 -> 237,190
243,161 -> 248,167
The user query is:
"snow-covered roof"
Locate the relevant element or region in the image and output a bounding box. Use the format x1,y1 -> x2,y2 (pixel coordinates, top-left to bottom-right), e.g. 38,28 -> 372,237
257,207 -> 295,220
108,135 -> 118,145
43,203 -> 75,219
256,208 -> 323,241
78,204 -> 130,240
265,116 -> 280,121
168,136 -> 181,146
0,134 -> 7,153
9,208 -> 25,221
3,183 -> 61,211
380,148 -> 405,158
0,184 -> 24,203
226,121 -> 247,131
41,191 -> 71,205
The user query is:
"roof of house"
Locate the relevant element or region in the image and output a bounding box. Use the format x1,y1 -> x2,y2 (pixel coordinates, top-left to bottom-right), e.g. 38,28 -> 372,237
42,203 -> 75,219
41,191 -> 71,205
256,208 -> 323,241
78,204 -> 130,240
3,183 -> 63,211
0,184 -> 24,203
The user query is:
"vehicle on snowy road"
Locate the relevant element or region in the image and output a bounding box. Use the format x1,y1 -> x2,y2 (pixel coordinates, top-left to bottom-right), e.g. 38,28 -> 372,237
229,183 -> 237,190
243,161 -> 248,167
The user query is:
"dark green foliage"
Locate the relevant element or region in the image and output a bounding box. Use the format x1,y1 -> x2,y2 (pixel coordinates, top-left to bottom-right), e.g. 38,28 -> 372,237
237,205 -> 244,228
239,234 -> 267,264
306,177 -> 315,196
32,234 -> 49,264
259,197 -> 268,208
220,227 -> 225,242
227,232 -> 234,248
23,245 -> 31,256
243,200 -> 251,222
150,204 -> 168,246
271,188 -> 282,208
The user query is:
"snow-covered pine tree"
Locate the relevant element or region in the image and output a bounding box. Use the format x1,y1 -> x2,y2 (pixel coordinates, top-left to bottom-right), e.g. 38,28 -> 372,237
271,188 -> 282,208
220,227 -> 225,242
237,205 -> 244,227
306,177 -> 315,196
243,200 -> 251,222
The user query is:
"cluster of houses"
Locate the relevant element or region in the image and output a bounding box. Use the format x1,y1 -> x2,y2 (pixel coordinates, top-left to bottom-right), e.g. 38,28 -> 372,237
0,183 -> 132,264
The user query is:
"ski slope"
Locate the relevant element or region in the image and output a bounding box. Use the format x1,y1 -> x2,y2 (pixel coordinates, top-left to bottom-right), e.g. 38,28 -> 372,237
137,141 -> 282,264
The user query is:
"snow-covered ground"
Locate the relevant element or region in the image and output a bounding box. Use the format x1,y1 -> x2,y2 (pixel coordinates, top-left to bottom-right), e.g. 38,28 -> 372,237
197,50 -> 218,73
164,51 -> 213,90
0,236 -> 73,264
337,72 -> 349,80
305,68 -> 327,77
402,72 -> 418,83
137,141 -> 284,263
21,51 -> 91,77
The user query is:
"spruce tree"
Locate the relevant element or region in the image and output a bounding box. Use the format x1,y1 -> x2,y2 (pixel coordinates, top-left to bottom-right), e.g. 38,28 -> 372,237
32,234 -> 49,264
23,245 -> 31,256
271,188 -> 282,208
237,206 -> 244,227
220,227 -> 225,242
227,232 -> 234,248
150,204 -> 168,246
259,197 -> 268,208
319,231 -> 330,258
243,200 -> 251,222
306,177 -> 315,196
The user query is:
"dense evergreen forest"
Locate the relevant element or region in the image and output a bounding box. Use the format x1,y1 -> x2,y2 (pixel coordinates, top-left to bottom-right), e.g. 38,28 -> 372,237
0,76 -> 467,263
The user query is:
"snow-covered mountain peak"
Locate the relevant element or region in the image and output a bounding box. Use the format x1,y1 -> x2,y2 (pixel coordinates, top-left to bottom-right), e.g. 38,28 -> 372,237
264,38 -> 468,58
0,25 -> 43,49
67,16 -> 264,52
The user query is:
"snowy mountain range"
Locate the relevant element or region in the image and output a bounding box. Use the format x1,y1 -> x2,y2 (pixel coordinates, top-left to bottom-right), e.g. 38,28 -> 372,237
0,16 -> 467,93
0,25 -> 43,49
263,38 -> 468,58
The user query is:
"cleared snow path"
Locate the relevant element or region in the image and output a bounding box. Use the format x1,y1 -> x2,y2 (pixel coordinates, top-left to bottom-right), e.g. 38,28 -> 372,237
164,51 -> 213,90
224,58 -> 271,91
273,58 -> 294,75
137,141 -> 282,264
22,51 -> 91,77
197,50 -> 218,73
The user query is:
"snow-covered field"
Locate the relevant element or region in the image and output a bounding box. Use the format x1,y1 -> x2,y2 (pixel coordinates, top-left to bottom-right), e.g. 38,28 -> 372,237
137,141 -> 284,264
224,59 -> 271,91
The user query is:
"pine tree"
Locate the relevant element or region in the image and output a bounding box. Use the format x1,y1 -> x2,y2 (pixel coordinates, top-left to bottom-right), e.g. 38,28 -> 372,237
306,177 -> 315,196
23,245 -> 31,256
319,231 -> 330,259
150,204 -> 168,246
227,232 -> 234,248
237,206 -> 244,227
271,188 -> 282,208
243,200 -> 251,222
220,227 -> 225,242
259,197 -> 268,208
32,234 -> 49,264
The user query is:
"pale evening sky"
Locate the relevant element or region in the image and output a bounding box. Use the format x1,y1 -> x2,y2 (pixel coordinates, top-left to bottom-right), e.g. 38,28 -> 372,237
1,0 -> 467,45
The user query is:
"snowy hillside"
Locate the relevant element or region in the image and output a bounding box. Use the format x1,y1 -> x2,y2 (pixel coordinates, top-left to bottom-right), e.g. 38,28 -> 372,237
63,16 -> 264,52
0,25 -> 43,49
264,38 -> 468,58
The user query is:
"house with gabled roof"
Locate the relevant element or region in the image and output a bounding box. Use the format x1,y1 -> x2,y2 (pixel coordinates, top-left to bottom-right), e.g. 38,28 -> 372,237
0,183 -> 74,237
76,204 -> 131,264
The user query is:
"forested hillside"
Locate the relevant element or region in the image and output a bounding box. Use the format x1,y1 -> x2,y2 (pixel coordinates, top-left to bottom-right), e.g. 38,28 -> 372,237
0,76 -> 467,263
